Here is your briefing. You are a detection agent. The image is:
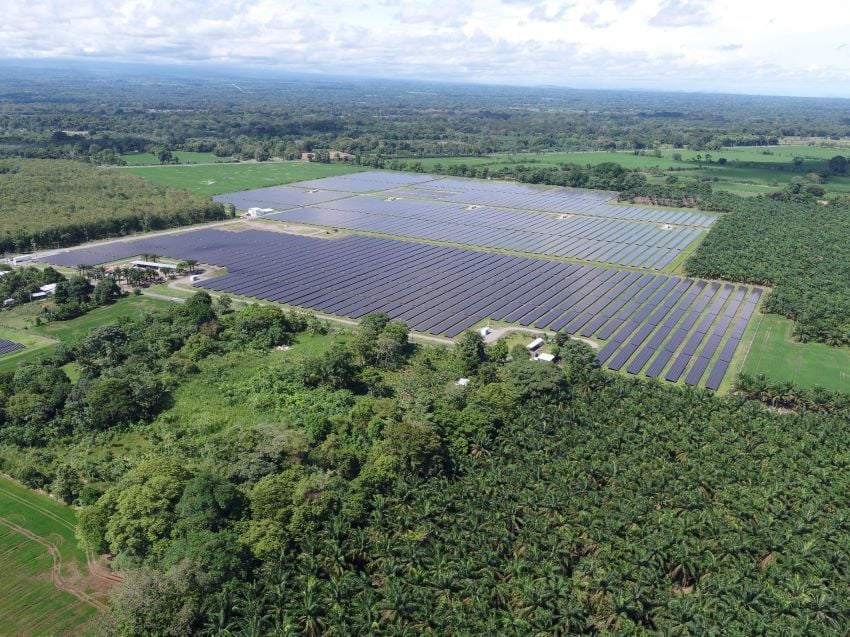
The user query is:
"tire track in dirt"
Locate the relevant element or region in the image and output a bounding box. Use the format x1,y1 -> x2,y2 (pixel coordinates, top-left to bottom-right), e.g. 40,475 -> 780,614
0,483 -> 123,587
0,517 -> 107,612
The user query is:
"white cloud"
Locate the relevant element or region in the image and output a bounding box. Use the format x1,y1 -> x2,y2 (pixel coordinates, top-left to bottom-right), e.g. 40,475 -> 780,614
0,0 -> 848,97
649,0 -> 715,28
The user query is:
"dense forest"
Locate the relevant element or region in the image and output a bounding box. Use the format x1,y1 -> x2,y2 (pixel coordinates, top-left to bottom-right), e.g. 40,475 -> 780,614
0,159 -> 227,253
2,296 -> 850,634
2,62 -> 850,163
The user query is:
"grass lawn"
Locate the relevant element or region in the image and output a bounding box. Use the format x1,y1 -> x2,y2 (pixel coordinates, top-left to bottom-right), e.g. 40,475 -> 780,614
118,161 -> 364,195
29,296 -> 175,343
412,145 -> 850,196
119,151 -> 224,166
742,313 -> 850,393
0,475 -> 101,635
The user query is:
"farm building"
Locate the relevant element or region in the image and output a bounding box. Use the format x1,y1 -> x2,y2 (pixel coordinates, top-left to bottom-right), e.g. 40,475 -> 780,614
527,337 -> 545,351
247,207 -> 274,217
535,352 -> 556,363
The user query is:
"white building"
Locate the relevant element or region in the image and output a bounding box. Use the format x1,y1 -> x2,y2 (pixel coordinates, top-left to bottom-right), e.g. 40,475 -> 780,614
526,337 -> 545,351
247,207 -> 274,217
536,352 -> 556,363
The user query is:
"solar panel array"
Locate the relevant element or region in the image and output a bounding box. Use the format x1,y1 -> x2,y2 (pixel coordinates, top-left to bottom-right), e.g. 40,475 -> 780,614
390,178 -> 715,227
36,227 -> 758,389
284,170 -> 439,193
0,338 -> 24,356
214,186 -> 353,211
266,195 -> 701,270
217,171 -> 715,270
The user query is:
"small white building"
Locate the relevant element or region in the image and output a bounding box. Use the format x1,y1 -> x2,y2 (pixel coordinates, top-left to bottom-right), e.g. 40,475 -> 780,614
247,207 -> 274,217
31,291 -> 48,299
536,352 -> 556,363
526,337 -> 545,351
479,326 -> 491,337
190,275 -> 201,282
12,254 -> 33,265
455,378 -> 471,387
3,298 -> 14,307
39,283 -> 57,294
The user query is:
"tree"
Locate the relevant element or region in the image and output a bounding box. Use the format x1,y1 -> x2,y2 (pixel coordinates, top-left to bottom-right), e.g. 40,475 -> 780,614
375,320 -> 410,369
456,330 -> 486,375
92,277 -> 121,305
84,378 -> 141,429
102,458 -> 192,559
828,155 -> 847,175
180,291 -> 217,326
506,359 -> 569,404
381,421 -> 444,477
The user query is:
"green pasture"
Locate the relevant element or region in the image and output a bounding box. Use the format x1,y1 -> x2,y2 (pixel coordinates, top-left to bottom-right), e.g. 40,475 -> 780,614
0,475 -> 99,635
413,145 -> 850,196
0,296 -> 173,372
30,296 -> 174,342
118,161 -> 364,195
742,313 -> 850,393
119,151 -> 223,166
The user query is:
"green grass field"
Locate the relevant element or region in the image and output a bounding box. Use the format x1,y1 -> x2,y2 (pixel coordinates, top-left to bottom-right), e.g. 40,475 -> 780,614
118,161 -> 364,195
119,151 -> 224,166
0,296 -> 174,372
413,145 -> 850,196
742,314 -> 850,393
0,475 -> 104,635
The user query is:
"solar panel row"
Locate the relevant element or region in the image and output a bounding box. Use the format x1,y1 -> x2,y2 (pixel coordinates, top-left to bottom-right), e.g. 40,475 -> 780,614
37,227 -> 758,389
0,339 -> 24,356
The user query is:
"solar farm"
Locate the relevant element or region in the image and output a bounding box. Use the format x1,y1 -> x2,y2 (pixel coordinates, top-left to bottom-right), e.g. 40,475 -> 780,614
0,339 -> 24,356
214,171 -> 715,270
38,220 -> 761,390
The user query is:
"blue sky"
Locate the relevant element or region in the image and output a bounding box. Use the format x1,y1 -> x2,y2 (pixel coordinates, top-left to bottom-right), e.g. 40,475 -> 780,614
3,0 -> 850,97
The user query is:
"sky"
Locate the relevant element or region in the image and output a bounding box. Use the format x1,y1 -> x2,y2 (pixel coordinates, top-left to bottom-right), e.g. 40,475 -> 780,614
3,0 -> 850,97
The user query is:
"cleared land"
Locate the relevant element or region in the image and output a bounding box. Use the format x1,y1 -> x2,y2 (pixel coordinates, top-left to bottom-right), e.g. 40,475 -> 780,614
0,475 -> 110,635
743,314 -> 850,393
118,161 -> 364,195
411,145 -> 850,196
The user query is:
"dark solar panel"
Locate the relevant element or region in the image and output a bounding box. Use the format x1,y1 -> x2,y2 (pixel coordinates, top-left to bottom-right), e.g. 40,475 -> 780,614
0,338 -> 25,356
36,225 -> 757,388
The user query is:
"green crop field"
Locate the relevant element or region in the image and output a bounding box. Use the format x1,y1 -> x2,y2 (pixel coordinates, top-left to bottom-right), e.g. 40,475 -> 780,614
742,314 -> 850,393
413,145 -> 850,196
0,475 -> 106,635
118,161 -> 364,195
119,151 -> 224,165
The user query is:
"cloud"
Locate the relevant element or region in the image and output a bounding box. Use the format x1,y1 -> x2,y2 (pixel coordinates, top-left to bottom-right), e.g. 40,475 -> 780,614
528,3 -> 573,21
580,10 -> 614,28
649,0 -> 715,28
0,0 -> 848,97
